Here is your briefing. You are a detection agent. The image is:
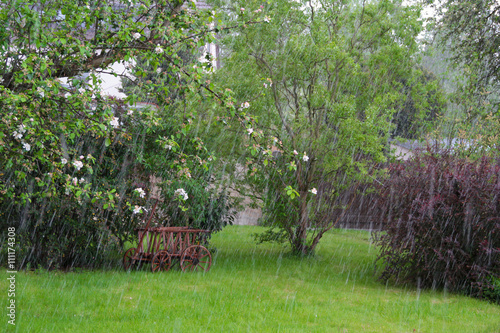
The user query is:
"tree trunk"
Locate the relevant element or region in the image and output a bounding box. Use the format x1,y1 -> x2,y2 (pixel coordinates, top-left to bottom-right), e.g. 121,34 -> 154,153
291,193 -> 314,255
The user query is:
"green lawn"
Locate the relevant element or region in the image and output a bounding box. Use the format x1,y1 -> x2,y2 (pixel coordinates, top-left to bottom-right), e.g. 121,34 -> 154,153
2,226 -> 500,332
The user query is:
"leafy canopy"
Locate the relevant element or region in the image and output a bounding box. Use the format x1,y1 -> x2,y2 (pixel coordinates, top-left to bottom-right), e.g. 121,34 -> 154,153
206,0 -> 430,254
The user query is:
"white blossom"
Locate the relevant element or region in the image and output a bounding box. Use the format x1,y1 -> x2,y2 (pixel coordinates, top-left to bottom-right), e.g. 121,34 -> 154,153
135,187 -> 146,198
79,178 -> 85,184
73,160 -> 84,171
133,205 -> 142,214
165,144 -> 172,150
18,124 -> 26,134
132,32 -> 141,39
241,102 -> 250,109
13,131 -> 23,140
37,87 -> 45,98
303,154 -> 309,162
72,177 -> 78,185
293,150 -> 298,155
311,188 -> 317,195
110,117 -> 120,128
264,15 -> 271,23
155,45 -> 163,54
127,109 -> 134,116
79,155 -> 84,159
61,158 -> 68,165
174,188 -> 188,201
247,128 -> 254,135
22,142 -> 31,151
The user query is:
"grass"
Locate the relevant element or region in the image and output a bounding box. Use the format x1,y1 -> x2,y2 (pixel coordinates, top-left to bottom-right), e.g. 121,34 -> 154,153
2,226 -> 500,332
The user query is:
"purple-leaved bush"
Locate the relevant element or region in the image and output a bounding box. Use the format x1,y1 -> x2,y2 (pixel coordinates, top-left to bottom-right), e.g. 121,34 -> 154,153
374,148 -> 500,300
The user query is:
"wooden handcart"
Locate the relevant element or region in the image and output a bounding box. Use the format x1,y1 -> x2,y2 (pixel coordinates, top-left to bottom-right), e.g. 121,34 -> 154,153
123,201 -> 212,272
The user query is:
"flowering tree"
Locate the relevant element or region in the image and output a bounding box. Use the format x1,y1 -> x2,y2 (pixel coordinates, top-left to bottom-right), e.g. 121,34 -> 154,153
0,0 -> 241,268
207,0 -> 434,254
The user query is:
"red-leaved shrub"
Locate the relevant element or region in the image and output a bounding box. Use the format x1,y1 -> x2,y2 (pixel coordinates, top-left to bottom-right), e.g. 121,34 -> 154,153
374,148 -> 500,300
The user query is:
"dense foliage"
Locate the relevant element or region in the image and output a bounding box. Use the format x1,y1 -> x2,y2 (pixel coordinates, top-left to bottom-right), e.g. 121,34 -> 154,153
205,0 -> 442,254
0,0 -> 235,269
392,67 -> 446,139
374,148 -> 500,301
432,0 -> 500,92
424,0 -> 500,150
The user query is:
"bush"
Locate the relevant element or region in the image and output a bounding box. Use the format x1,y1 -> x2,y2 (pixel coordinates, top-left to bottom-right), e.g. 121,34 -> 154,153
373,148 -> 500,299
153,180 -> 236,236
0,101 -> 228,270
482,276 -> 500,304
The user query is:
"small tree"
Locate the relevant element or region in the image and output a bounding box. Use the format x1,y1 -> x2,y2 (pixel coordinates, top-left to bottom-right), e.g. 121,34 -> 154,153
207,0 -> 433,255
374,148 -> 500,299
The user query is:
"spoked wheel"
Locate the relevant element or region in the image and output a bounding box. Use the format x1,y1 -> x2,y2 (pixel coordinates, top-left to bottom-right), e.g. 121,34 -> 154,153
123,248 -> 137,271
180,245 -> 212,272
151,250 -> 172,272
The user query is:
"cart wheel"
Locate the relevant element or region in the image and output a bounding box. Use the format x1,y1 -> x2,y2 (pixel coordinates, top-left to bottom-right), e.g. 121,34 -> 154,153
123,248 -> 137,271
151,250 -> 172,272
180,245 -> 212,272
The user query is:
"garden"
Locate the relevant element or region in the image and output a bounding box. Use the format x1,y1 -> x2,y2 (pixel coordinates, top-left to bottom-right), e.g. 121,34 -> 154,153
2,226 -> 500,332
1,0 -> 499,331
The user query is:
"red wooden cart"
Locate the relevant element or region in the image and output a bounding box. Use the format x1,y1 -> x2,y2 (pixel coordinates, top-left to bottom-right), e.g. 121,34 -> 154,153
123,201 -> 212,272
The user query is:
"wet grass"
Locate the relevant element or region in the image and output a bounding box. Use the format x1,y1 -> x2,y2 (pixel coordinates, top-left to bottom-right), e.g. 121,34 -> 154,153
2,226 -> 500,332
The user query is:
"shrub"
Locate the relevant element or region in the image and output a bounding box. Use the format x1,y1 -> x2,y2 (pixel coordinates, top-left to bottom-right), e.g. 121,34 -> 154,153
154,180 -> 236,236
0,101 -> 227,270
482,276 -> 500,304
373,148 -> 500,299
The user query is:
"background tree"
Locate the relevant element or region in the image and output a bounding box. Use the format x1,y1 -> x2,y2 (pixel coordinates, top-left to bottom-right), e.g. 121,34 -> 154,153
204,0 -> 434,255
432,0 -> 500,92
392,66 -> 446,139
421,0 -> 500,151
